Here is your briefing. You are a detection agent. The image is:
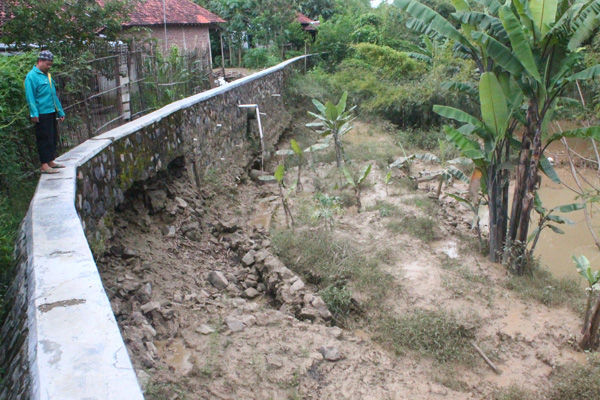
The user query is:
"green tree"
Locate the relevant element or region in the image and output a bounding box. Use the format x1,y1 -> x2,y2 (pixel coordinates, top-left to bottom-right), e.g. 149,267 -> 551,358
398,0 -> 600,272
208,0 -> 255,66
1,0 -> 134,51
307,91 -> 356,170
299,0 -> 335,20
252,0 -> 298,58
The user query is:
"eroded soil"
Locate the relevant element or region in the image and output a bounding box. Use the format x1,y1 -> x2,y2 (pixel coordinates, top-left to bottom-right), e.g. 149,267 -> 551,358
98,120 -> 586,400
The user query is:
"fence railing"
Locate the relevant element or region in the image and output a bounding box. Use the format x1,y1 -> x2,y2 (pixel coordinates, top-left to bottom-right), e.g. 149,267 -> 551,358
46,42 -> 213,148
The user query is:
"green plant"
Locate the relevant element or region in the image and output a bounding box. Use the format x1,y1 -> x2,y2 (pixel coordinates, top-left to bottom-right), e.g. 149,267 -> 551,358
311,193 -> 343,230
242,48 -> 282,69
447,193 -> 484,252
573,255 -> 600,350
384,171 -> 393,196
368,201 -> 401,218
307,91 -> 356,169
342,164 -> 372,211
260,164 -> 296,227
276,138 -> 330,191
399,0 -> 600,272
528,195 -> 584,257
320,284 -> 353,318
2,0 -> 134,52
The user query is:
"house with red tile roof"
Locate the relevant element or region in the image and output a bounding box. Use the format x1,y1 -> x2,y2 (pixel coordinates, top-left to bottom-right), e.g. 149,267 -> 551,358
122,0 -> 225,56
297,12 -> 319,40
0,0 -> 225,56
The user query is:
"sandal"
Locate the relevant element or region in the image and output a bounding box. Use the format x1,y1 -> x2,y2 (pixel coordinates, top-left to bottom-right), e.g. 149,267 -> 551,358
50,163 -> 66,168
41,168 -> 60,174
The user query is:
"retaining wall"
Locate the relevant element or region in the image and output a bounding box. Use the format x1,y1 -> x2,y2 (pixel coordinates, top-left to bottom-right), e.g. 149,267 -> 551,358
0,56 -> 305,399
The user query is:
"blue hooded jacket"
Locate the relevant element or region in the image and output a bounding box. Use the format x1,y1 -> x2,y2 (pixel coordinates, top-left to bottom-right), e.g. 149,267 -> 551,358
24,66 -> 65,118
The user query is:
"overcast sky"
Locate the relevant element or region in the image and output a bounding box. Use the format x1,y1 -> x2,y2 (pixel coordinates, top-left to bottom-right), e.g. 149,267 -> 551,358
371,0 -> 391,7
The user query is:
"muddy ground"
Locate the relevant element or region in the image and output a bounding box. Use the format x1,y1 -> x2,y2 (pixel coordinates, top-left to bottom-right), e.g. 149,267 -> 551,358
98,120 -> 589,399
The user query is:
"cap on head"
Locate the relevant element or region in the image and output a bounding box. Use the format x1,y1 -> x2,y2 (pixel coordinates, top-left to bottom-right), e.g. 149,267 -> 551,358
38,50 -> 54,61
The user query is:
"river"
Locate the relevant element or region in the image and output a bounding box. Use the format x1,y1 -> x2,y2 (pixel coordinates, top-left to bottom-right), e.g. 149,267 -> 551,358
535,140 -> 600,280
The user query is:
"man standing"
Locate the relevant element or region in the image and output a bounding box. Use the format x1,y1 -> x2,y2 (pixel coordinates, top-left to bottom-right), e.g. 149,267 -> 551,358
24,50 -> 66,174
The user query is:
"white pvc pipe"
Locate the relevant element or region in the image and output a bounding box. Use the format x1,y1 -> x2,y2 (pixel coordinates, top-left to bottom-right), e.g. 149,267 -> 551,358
239,104 -> 265,171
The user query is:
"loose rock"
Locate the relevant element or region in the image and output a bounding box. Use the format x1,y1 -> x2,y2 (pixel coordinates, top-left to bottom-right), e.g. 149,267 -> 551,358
208,271 -> 229,291
242,250 -> 256,267
319,346 -> 341,361
162,226 -> 176,237
243,287 -> 260,299
140,301 -> 161,314
224,316 -> 246,332
137,370 -> 151,391
196,324 -> 215,335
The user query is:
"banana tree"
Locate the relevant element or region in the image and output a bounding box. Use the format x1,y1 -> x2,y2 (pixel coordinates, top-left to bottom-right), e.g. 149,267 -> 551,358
342,164 -> 372,211
259,164 -> 296,227
414,140 -> 472,198
276,138 -> 330,191
397,0 -> 600,271
574,255 -> 600,350
307,91 -> 356,170
528,194 -> 584,256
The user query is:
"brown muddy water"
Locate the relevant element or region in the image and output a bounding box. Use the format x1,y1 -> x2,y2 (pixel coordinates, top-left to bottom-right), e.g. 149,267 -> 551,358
535,165 -> 600,280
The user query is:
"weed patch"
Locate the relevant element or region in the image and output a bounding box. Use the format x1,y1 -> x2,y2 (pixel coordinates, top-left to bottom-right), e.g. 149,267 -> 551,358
271,228 -> 393,314
375,309 -> 477,363
386,215 -> 436,242
493,385 -> 537,400
366,201 -> 401,218
547,355 -> 600,400
504,266 -> 584,312
401,196 -> 439,216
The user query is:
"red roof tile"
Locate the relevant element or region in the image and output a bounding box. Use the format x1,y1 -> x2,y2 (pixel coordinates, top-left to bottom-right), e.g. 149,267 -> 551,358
98,0 -> 225,26
0,0 -> 12,29
126,0 -> 225,26
297,12 -> 316,25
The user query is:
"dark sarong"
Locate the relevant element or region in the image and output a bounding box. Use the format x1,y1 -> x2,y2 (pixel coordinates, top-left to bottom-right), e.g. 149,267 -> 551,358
35,112 -> 57,164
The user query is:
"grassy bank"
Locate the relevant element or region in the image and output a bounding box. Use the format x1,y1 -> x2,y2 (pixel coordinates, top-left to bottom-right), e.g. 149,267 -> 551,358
0,181 -> 36,319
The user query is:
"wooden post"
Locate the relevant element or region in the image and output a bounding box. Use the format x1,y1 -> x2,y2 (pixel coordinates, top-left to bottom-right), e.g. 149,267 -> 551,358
220,30 -> 226,77
304,42 -> 307,74
83,98 -> 93,139
114,54 -> 124,119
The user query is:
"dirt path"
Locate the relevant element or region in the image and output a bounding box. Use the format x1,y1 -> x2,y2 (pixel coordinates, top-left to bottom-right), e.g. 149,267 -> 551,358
98,119 -> 587,399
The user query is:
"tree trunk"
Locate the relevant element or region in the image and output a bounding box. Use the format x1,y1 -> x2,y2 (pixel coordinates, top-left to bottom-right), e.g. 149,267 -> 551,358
580,293 -> 600,350
514,121 -> 543,274
488,164 -> 503,262
334,130 -> 342,169
504,100 -> 536,269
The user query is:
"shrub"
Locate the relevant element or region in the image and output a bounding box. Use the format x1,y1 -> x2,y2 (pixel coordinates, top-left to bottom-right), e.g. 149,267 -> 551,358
320,285 -> 353,317
352,43 -> 423,81
242,48 -> 282,69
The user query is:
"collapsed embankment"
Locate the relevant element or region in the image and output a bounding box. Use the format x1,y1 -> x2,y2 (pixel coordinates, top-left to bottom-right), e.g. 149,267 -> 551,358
0,56 -> 306,400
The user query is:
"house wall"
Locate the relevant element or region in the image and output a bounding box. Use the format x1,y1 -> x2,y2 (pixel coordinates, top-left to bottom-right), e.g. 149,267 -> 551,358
147,25 -> 211,59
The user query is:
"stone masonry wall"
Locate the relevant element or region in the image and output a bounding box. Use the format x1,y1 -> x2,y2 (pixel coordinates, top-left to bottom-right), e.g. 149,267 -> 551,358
0,56 -> 304,400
